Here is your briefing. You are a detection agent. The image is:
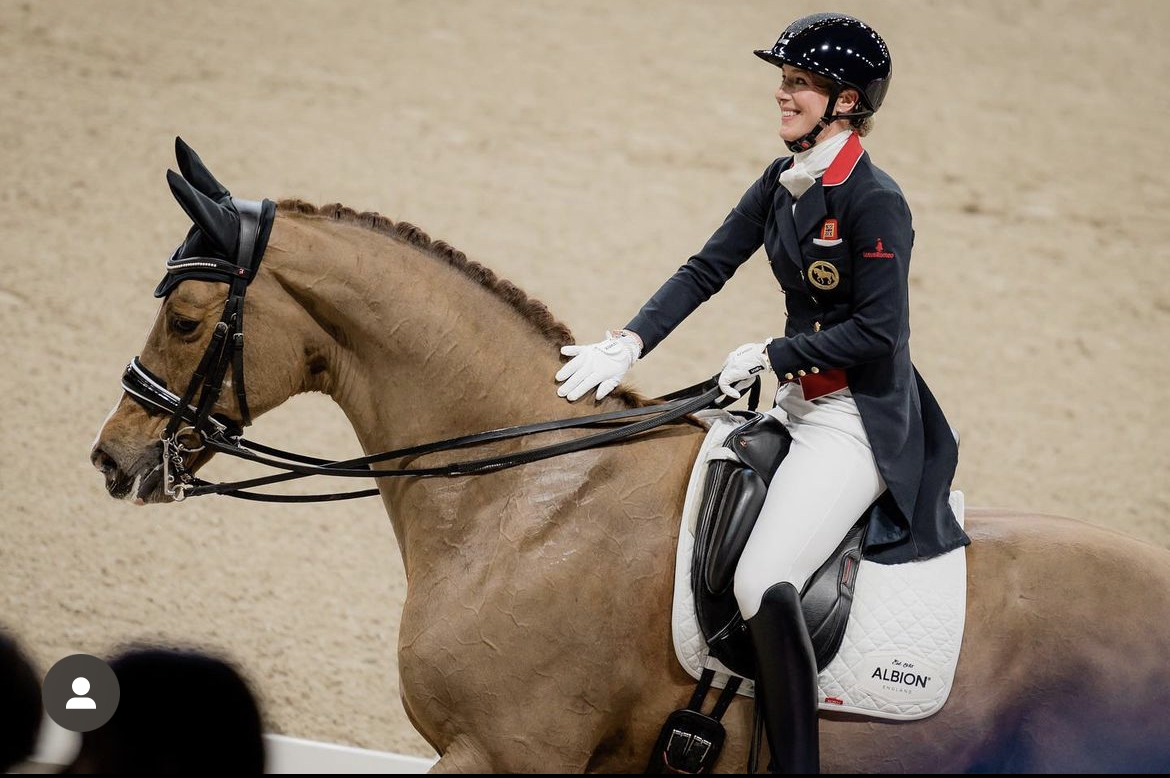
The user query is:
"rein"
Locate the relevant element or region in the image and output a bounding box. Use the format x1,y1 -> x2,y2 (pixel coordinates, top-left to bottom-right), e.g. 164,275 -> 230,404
174,378 -> 742,503
122,199 -> 757,503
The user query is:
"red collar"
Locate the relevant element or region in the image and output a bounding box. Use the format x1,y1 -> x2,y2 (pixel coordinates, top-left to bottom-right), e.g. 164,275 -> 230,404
822,133 -> 864,187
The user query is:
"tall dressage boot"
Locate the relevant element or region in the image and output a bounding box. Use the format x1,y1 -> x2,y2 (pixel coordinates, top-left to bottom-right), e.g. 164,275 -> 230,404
747,582 -> 820,774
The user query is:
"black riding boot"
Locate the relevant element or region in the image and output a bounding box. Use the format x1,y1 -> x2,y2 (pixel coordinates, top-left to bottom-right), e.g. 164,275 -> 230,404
748,582 -> 820,774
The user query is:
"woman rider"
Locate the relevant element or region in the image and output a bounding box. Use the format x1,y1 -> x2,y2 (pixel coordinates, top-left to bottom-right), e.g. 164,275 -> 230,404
554,13 -> 969,774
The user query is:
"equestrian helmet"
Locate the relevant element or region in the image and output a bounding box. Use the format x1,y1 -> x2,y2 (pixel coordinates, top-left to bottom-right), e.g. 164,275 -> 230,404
754,13 -> 892,116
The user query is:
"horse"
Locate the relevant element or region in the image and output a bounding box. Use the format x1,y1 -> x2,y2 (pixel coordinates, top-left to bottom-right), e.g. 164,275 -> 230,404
92,172 -> 1170,772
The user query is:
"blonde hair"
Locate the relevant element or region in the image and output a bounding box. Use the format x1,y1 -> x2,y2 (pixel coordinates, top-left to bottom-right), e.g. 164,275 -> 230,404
807,71 -> 875,137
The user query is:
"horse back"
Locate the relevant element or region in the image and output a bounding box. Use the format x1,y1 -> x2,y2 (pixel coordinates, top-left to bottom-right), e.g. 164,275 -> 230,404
950,509 -> 1170,772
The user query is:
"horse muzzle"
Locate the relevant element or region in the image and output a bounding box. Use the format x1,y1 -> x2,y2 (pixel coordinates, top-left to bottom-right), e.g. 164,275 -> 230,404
90,439 -> 172,504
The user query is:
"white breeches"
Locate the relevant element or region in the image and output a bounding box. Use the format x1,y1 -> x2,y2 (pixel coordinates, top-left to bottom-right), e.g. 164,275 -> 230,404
733,384 -> 886,620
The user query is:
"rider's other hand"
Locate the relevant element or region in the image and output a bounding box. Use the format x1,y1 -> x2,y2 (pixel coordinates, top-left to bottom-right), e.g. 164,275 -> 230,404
718,341 -> 772,399
556,330 -> 642,402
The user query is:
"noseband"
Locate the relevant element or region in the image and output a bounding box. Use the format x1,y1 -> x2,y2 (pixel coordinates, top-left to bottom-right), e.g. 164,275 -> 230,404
119,200 -> 751,503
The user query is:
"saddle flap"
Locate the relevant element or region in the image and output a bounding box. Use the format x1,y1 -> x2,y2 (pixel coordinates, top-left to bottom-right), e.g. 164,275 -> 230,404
703,467 -> 768,597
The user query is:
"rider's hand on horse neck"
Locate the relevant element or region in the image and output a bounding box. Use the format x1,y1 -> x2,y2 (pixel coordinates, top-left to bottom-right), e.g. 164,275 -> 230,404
556,330 -> 642,402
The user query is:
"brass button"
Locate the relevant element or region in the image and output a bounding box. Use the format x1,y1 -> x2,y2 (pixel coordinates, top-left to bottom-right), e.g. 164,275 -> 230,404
813,321 -> 822,332
784,372 -> 794,380
810,367 -> 820,374
797,370 -> 807,377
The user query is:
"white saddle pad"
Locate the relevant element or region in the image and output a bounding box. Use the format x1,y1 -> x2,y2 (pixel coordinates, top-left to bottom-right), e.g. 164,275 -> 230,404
672,411 -> 968,721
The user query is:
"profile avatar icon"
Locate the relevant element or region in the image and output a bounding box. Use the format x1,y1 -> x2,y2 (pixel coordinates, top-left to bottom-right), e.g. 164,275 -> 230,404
66,677 -> 97,710
43,653 -> 119,731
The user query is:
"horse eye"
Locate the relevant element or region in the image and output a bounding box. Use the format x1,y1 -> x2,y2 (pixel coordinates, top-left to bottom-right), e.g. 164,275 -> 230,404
169,316 -> 199,336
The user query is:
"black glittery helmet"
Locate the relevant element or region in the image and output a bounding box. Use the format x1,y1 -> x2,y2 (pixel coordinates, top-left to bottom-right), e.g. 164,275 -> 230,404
755,13 -> 892,151
755,12 -> 892,114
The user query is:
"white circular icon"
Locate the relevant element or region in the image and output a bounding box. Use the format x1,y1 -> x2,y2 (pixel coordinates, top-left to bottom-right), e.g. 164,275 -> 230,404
66,676 -> 97,709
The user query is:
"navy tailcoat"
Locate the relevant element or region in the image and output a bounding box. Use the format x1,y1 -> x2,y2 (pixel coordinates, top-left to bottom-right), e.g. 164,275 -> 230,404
626,134 -> 969,564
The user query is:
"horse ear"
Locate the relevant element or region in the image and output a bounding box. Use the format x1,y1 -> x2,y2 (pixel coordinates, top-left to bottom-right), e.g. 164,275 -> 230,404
167,169 -> 238,256
174,137 -> 232,203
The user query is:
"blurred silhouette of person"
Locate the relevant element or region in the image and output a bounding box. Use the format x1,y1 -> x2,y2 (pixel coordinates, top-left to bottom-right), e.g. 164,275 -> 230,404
65,647 -> 265,773
0,628 -> 43,772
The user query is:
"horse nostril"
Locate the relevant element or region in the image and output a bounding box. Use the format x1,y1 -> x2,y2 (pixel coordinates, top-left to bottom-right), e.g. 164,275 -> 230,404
91,447 -> 117,476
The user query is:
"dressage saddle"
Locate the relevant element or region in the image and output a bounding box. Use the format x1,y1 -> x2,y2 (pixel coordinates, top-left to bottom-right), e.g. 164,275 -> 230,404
692,412 -> 871,677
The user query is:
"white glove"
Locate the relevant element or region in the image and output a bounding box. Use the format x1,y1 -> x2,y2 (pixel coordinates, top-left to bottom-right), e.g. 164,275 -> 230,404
556,330 -> 643,401
718,341 -> 772,399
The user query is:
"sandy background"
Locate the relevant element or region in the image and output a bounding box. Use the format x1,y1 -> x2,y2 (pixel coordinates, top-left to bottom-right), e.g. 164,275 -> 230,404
2,0 -> 1168,761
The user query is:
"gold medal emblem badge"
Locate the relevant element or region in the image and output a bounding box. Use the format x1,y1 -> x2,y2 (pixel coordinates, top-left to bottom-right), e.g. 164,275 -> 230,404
807,261 -> 839,290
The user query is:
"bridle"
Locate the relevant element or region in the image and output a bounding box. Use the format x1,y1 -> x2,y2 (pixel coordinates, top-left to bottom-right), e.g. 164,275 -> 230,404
120,199 -> 754,503
121,196 -> 266,501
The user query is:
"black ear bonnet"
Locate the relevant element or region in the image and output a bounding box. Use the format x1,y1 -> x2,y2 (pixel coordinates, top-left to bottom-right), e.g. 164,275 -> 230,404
155,137 -> 275,298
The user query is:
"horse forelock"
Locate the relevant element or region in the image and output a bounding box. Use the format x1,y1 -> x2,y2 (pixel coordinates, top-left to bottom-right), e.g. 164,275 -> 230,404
274,200 -> 649,408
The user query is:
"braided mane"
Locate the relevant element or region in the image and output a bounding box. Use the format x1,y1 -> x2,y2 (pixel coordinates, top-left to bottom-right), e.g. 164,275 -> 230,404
275,200 -> 648,407
277,199 -> 575,347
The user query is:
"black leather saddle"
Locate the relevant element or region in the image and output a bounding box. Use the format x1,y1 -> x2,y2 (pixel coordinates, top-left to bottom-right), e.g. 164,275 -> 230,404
691,412 -> 870,678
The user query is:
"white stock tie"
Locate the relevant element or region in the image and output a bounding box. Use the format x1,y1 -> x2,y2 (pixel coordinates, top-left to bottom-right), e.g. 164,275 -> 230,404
778,165 -> 817,200
778,130 -> 854,200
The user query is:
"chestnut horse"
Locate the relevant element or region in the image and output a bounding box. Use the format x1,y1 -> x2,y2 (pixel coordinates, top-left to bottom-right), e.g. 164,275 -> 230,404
92,192 -> 1170,772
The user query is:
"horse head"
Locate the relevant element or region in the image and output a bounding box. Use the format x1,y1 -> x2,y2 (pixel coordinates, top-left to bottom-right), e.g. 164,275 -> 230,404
90,139 -> 316,504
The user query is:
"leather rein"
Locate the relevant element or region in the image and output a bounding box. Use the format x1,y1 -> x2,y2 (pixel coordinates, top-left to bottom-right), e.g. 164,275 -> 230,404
120,198 -> 753,503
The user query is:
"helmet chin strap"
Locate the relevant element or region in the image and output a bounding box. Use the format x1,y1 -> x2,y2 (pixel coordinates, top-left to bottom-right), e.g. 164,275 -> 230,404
785,85 -> 839,153
784,85 -> 870,153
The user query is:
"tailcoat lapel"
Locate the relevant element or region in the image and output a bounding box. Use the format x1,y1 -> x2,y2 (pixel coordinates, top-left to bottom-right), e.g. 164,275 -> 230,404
775,185 -> 803,271
793,182 -> 828,245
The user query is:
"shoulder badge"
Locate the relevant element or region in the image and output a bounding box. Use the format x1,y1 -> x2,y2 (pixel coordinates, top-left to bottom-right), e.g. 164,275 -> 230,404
862,238 -> 895,259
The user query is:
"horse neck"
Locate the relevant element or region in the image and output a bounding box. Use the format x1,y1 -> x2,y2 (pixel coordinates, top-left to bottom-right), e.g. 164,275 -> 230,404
266,210 -> 638,475
271,214 -> 615,440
